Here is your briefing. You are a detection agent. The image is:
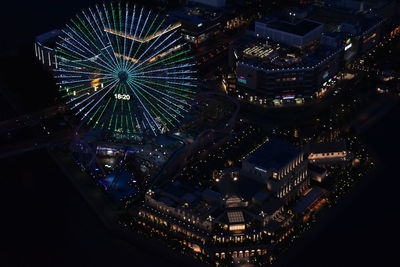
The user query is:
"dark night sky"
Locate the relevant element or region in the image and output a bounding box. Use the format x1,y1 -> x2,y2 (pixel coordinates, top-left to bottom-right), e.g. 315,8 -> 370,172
1,1 -> 400,267
0,0 -> 108,52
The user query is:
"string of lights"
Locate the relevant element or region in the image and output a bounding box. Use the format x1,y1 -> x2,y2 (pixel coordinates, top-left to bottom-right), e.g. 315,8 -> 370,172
54,2 -> 197,136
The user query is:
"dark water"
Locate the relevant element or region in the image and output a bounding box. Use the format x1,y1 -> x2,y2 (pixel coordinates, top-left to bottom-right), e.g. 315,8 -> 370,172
1,150 -> 141,267
0,1 -> 186,267
1,1 -> 400,266
2,98 -> 398,267
275,103 -> 400,267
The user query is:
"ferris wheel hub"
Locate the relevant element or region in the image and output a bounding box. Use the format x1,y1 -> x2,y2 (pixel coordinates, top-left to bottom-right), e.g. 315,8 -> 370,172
118,71 -> 129,82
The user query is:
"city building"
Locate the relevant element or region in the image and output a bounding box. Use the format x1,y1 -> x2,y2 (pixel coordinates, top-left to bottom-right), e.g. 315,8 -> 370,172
313,0 -> 396,18
188,0 -> 226,8
227,0 -> 397,106
255,17 -> 324,48
137,138 -> 314,261
306,140 -> 350,165
143,181 -> 220,232
34,29 -> 62,69
230,35 -> 342,105
292,186 -> 327,220
28,1 -> 400,266
167,1 -> 250,48
306,3 -> 388,55
167,4 -> 224,46
308,163 -> 328,183
241,138 -> 309,202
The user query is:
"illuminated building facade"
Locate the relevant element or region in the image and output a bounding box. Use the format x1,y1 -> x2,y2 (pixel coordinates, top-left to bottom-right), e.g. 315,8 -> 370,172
306,0 -> 394,54
34,29 -> 62,69
230,35 -> 342,105
306,140 -> 350,164
167,4 -> 224,46
241,138 -> 309,203
228,0 -> 395,106
136,139 -> 316,261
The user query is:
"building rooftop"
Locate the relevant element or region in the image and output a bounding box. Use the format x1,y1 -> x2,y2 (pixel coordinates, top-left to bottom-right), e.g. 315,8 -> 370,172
252,191 -> 270,203
227,210 -> 245,224
258,197 -> 284,215
157,196 -> 175,207
264,212 -> 293,233
217,173 -> 266,201
307,140 -> 347,154
266,19 -> 323,36
236,36 -> 340,70
219,209 -> 253,226
306,5 -> 384,34
246,138 -> 302,171
293,187 -> 326,214
202,188 -> 223,201
163,181 -> 190,200
168,3 -> 223,25
308,163 -> 327,175
153,181 -> 221,219
35,29 -> 62,45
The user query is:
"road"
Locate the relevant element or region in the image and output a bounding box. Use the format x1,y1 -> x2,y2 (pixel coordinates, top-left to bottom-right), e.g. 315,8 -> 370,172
0,103 -> 72,159
0,128 -> 72,159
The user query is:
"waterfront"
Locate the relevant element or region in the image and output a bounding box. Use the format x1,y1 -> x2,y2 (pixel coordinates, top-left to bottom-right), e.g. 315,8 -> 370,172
274,103 -> 400,267
0,151 -> 174,266
1,0 -> 400,266
1,103 -> 399,267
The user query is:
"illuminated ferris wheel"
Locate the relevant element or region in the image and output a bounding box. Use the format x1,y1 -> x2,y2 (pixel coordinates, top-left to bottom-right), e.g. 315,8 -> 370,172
54,2 -> 197,136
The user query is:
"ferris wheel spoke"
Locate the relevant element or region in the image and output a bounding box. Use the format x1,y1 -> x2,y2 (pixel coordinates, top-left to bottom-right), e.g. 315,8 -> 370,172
129,43 -> 189,74
89,97 -> 112,127
79,79 -> 119,118
124,6 -> 143,71
121,2 -> 129,71
73,16 -> 118,71
111,2 -> 121,67
130,80 -> 183,122
134,75 -> 196,81
54,68 -> 114,77
125,81 -> 162,132
127,29 -> 181,73
56,75 -> 113,85
143,112 -> 157,135
56,61 -> 114,76
56,40 -> 112,72
132,63 -> 196,76
125,20 -> 173,72
56,51 -> 114,75
128,77 -> 192,109
124,16 -> 166,71
102,2 -> 123,70
128,79 -> 182,124
60,28 -> 116,74
128,10 -> 153,66
64,78 -> 115,100
54,4 -> 197,136
64,25 -> 92,52
94,4 -> 121,69
88,8 -> 120,69
137,79 -> 195,95
81,11 -> 117,71
70,78 -> 117,109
